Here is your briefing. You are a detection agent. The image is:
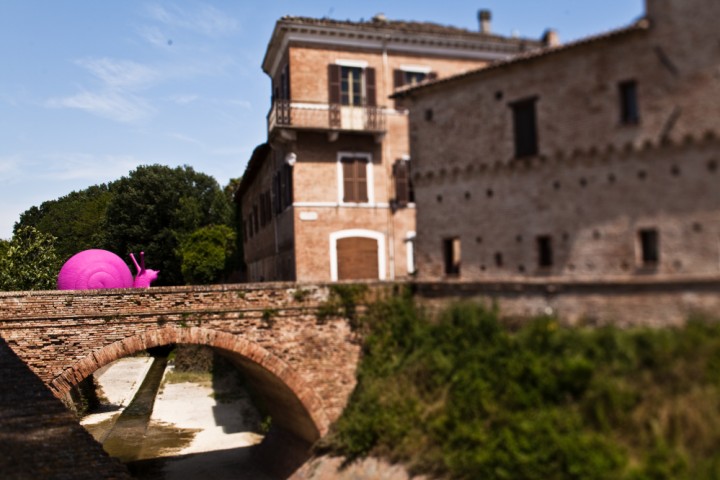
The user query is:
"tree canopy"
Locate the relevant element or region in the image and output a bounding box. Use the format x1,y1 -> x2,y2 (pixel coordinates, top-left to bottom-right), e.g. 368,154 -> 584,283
15,185 -> 112,262
103,164 -> 232,285
13,164 -> 239,287
0,226 -> 61,291
179,224 -> 236,284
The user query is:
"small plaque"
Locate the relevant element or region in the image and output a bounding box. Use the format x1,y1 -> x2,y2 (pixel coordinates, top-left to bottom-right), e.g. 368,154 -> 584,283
299,211 -> 318,221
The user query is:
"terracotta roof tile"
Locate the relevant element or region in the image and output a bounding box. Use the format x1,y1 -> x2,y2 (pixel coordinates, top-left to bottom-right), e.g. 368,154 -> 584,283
278,15 -> 541,46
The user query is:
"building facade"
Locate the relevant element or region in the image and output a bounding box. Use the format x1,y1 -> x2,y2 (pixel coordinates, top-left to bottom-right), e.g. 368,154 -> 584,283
396,0 -> 720,282
238,12 -> 545,282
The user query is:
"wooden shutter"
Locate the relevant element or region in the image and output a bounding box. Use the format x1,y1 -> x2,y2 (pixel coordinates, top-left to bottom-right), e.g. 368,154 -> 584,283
365,67 -> 376,106
342,157 -> 368,202
328,64 -> 341,104
356,158 -> 368,202
342,158 -> 356,202
393,69 -> 405,90
272,173 -> 280,214
427,72 -> 438,81
283,164 -> 293,208
394,160 -> 409,205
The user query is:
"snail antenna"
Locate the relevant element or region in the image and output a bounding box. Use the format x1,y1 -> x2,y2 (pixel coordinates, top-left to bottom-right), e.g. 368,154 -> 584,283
130,252 -> 141,273
140,251 -> 146,271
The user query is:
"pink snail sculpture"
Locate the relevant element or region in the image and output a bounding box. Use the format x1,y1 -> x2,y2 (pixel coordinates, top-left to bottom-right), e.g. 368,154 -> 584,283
57,249 -> 159,290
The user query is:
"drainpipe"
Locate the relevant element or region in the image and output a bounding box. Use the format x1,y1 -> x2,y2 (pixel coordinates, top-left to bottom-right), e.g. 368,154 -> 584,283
382,35 -> 396,280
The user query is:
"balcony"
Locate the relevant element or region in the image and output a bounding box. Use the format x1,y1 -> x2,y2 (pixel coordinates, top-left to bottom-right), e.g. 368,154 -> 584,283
267,100 -> 386,139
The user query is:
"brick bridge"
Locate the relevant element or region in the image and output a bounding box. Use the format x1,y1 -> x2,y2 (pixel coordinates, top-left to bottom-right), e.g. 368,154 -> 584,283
2,277 -> 720,446
0,282 -> 376,445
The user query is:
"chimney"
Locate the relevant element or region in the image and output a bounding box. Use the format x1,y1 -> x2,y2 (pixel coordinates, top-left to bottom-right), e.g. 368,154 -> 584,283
542,29 -> 560,47
478,9 -> 491,34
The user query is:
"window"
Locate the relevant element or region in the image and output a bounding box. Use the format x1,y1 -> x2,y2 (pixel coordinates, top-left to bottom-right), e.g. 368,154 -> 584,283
511,98 -> 538,158
619,80 -> 639,124
259,191 -> 272,227
273,164 -> 293,213
638,228 -> 659,266
341,66 -> 362,106
328,64 -> 376,107
252,205 -> 259,233
443,237 -> 461,276
279,64 -> 290,100
537,235 -> 553,268
393,159 -> 414,206
393,69 -> 437,89
341,156 -> 369,203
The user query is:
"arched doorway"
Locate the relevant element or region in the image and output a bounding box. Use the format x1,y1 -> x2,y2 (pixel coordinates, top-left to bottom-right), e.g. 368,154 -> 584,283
329,229 -> 386,281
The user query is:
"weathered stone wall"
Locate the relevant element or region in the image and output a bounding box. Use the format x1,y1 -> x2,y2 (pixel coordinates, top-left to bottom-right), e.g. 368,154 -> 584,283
404,0 -> 720,283
413,279 -> 720,327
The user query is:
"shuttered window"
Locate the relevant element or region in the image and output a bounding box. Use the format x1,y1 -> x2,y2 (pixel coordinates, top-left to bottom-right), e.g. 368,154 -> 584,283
328,64 -> 377,106
393,159 -> 414,206
341,156 -> 369,203
393,69 -> 437,89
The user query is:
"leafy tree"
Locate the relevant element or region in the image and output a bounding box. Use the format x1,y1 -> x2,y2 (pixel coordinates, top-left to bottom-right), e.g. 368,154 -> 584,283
0,226 -> 62,291
224,177 -> 245,278
179,224 -> 236,284
14,185 -> 112,262
103,164 -> 232,285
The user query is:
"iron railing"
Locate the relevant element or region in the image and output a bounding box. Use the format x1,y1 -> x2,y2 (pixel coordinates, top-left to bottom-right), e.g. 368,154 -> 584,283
267,100 -> 386,134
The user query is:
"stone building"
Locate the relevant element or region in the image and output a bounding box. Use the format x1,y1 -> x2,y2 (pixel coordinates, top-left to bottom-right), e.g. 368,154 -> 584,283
394,0 -> 720,282
237,12 -> 546,282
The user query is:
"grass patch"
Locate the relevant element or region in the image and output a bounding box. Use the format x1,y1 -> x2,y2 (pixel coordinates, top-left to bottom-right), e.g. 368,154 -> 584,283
163,369 -> 212,386
320,296 -> 720,479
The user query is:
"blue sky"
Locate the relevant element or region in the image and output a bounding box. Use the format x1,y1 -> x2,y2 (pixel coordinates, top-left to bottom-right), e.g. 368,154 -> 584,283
0,1 -> 644,239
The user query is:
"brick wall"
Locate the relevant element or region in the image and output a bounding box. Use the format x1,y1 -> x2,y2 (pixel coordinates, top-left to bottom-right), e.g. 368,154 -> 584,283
404,0 -> 720,283
0,283 -> 361,443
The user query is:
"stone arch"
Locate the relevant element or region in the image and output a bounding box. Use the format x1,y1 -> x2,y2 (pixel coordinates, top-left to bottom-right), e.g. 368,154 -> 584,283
50,326 -> 329,443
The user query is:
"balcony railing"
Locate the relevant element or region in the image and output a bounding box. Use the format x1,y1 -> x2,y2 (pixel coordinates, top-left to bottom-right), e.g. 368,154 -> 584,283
268,100 -> 386,134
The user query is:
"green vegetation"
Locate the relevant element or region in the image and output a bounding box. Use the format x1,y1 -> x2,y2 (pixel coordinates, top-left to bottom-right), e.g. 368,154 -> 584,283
163,370 -> 212,385
317,284 -> 369,327
104,164 -> 232,285
0,226 -> 62,291
321,296 -> 720,479
11,164 -> 240,286
179,224 -> 236,284
15,184 -> 112,260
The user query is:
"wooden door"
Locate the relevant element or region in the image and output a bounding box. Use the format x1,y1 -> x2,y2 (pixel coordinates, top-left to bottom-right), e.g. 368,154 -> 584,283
337,237 -> 379,280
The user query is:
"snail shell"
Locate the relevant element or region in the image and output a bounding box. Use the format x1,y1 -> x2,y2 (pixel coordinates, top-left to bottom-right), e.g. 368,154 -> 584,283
57,249 -> 134,290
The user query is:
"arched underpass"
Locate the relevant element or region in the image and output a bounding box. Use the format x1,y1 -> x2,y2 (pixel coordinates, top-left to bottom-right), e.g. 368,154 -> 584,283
59,328 -> 331,476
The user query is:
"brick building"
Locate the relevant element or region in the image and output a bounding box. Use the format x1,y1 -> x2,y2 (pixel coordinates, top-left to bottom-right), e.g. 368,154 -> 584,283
394,0 -> 720,282
237,12 -> 546,282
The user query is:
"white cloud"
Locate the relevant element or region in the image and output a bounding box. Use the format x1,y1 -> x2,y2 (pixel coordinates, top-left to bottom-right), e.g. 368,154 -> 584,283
145,3 -> 238,37
227,99 -> 252,109
37,153 -> 143,182
76,58 -> 159,90
47,91 -> 154,123
166,132 -> 204,146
